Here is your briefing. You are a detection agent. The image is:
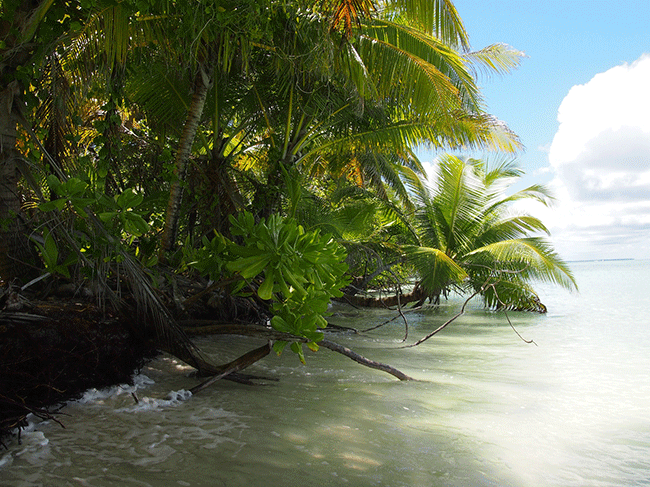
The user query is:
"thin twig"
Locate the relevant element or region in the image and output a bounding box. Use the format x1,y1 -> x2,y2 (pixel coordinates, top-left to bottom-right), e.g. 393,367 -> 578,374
399,286 -> 483,348
490,284 -> 537,345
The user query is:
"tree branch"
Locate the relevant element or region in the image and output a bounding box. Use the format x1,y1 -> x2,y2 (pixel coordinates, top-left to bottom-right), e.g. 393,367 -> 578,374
190,342 -> 272,394
319,339 -> 413,381
399,286 -> 483,348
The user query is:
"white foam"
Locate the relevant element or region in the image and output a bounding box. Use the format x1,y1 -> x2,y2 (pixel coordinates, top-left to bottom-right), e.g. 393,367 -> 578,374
0,451 -> 14,469
76,374 -> 155,405
114,389 -> 192,413
3,429 -> 51,467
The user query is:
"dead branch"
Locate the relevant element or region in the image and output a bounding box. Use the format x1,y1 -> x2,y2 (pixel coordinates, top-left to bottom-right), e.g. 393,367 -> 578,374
319,339 -> 413,381
177,320 -> 413,381
190,342 -> 272,394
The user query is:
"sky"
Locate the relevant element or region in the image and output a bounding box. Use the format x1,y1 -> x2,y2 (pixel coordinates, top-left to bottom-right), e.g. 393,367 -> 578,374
417,0 -> 650,261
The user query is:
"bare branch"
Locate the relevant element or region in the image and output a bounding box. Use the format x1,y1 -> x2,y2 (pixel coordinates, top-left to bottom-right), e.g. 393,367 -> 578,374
489,284 -> 537,345
319,339 -> 414,381
399,286 -> 483,348
190,342 -> 272,394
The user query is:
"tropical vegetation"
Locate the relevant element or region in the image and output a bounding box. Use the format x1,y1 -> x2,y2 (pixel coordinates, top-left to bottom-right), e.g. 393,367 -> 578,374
0,0 -> 576,400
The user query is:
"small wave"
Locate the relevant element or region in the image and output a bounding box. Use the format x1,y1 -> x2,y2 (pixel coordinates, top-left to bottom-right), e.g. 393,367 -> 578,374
75,373 -> 155,405
0,419 -> 51,469
114,389 -> 192,413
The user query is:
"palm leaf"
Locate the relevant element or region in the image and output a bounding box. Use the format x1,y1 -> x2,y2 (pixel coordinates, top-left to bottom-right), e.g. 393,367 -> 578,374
480,279 -> 547,313
383,0 -> 470,50
464,43 -> 524,79
403,245 -> 468,294
475,215 -> 551,246
358,20 -> 479,113
465,237 -> 578,292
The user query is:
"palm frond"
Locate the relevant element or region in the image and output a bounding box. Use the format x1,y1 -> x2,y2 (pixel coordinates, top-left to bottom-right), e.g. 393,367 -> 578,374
358,20 -> 479,114
465,237 -> 578,292
480,279 -> 547,313
403,245 -> 468,295
382,0 -> 470,50
464,43 -> 525,79
128,65 -> 191,134
476,215 -> 551,245
34,55 -> 77,172
320,0 -> 377,38
495,184 -> 555,208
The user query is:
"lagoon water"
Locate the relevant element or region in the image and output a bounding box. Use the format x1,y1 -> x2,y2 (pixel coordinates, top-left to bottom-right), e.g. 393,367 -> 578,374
2,260 -> 650,486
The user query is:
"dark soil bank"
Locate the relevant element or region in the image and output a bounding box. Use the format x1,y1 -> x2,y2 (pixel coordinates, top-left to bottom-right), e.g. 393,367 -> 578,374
0,299 -> 154,440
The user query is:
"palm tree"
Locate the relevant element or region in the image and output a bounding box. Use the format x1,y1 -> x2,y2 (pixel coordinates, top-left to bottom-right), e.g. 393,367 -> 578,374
247,0 -> 523,217
0,0 -> 59,281
407,154 -> 577,312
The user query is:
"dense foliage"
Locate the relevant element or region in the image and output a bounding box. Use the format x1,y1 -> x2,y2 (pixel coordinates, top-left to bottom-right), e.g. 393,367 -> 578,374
0,0 -> 576,371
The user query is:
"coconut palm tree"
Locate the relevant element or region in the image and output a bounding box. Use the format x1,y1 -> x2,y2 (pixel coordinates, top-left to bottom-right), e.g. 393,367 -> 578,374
407,154 -> 577,312
246,0 -> 523,217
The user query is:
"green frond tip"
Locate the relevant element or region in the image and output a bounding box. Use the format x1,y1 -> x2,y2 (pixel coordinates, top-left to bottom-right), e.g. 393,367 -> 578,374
464,43 -> 525,78
467,238 -> 578,293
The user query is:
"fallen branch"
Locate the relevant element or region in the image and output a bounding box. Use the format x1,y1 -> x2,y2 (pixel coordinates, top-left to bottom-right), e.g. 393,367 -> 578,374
319,339 -> 413,381
178,322 -> 301,342
190,342 -> 272,394
177,320 -> 413,382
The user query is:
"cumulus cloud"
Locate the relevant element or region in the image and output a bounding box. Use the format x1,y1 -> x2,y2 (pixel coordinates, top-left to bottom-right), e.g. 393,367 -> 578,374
532,54 -> 650,261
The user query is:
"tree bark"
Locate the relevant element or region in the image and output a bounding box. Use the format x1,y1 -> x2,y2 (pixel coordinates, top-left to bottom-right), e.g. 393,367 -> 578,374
159,66 -> 211,259
319,339 -> 413,381
0,81 -> 37,282
189,342 -> 271,394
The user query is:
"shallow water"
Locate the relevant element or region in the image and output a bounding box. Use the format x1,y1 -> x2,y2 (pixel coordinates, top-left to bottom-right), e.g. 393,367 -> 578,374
2,260 -> 650,486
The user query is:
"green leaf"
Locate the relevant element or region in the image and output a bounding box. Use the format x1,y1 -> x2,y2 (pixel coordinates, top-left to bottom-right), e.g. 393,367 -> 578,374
98,211 -> 118,222
46,174 -> 61,191
123,213 -> 150,235
39,199 -> 67,212
290,342 -> 306,364
116,189 -> 144,210
44,232 -> 59,263
257,268 -> 275,300
271,315 -> 292,333
273,340 -> 288,355
227,255 -> 271,279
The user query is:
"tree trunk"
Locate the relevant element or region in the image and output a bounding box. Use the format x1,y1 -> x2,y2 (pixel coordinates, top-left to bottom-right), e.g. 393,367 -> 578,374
0,81 -> 37,282
159,67 -> 211,259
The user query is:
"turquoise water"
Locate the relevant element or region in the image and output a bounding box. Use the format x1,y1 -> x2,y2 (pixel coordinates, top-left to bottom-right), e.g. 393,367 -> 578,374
2,260 -> 649,486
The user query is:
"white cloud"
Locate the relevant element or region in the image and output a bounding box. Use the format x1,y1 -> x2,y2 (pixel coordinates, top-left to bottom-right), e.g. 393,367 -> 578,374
532,54 -> 650,261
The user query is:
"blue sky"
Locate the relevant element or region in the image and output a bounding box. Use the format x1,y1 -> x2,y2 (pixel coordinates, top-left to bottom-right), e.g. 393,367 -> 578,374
418,1 -> 650,261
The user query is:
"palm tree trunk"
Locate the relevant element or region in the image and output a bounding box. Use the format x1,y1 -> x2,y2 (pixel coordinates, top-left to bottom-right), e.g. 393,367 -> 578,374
159,67 -> 211,260
0,82 -> 37,282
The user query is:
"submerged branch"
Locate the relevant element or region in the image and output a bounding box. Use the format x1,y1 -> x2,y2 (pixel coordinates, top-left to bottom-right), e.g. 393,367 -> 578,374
190,342 -> 272,395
